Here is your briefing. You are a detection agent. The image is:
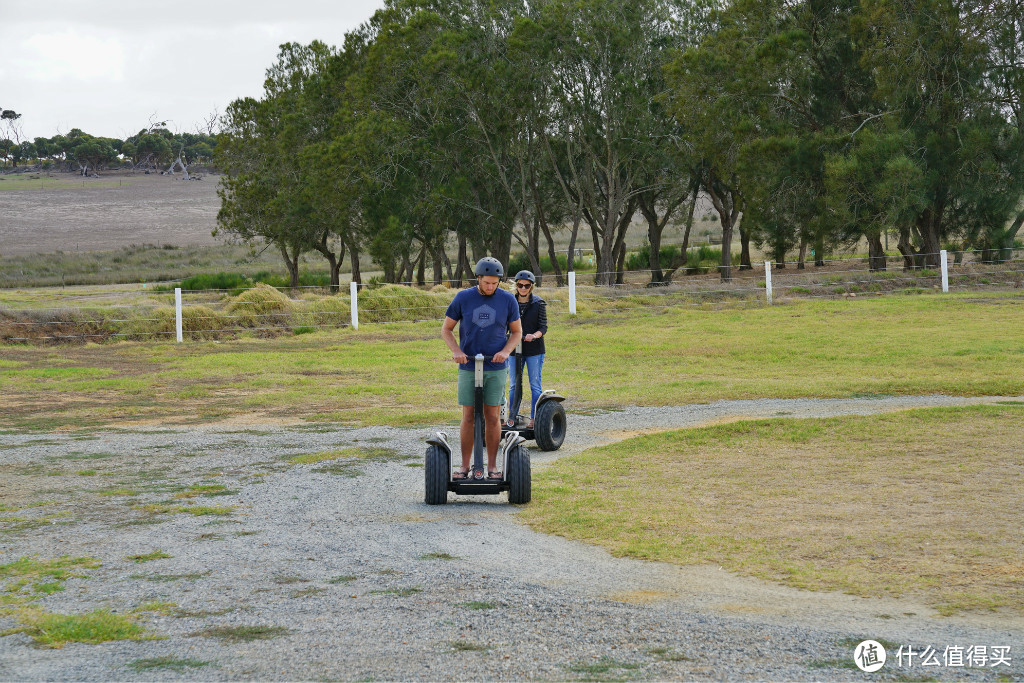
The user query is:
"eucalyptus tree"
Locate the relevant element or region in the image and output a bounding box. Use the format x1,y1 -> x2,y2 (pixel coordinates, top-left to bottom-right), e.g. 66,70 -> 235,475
343,1 -> 494,284
525,0 -> 687,285
217,43 -> 339,288
855,0 -> 1024,268
666,18 -> 748,282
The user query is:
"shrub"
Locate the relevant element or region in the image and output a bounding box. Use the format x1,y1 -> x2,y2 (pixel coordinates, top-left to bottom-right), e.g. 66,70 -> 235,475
507,251 -> 594,275
357,284 -> 449,323
178,272 -> 251,293
625,243 -> 682,271
225,284 -> 292,327
303,296 -> 351,328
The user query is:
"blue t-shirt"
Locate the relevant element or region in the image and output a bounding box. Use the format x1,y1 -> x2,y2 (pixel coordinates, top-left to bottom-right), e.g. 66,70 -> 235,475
445,286 -> 520,371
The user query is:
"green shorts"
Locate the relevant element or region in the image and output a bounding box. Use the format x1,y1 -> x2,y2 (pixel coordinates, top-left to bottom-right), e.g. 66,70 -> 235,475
458,369 -> 507,406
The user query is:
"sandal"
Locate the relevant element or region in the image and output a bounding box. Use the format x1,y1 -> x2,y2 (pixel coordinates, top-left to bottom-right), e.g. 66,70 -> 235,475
488,470 -> 503,480
452,468 -> 469,480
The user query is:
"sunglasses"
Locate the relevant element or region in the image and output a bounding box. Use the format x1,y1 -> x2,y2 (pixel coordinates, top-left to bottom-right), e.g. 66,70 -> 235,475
516,283 -> 533,289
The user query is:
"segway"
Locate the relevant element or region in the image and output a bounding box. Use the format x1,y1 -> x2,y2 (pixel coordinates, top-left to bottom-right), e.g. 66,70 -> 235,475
500,341 -> 567,451
425,354 -> 531,505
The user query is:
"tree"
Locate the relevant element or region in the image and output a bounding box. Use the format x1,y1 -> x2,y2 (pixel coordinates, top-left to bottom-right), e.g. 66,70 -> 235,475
530,0 -> 683,285
72,138 -> 116,175
1,108 -> 22,167
856,0 -> 1024,268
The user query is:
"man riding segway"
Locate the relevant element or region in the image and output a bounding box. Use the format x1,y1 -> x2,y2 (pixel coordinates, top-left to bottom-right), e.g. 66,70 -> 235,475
440,257 -> 523,480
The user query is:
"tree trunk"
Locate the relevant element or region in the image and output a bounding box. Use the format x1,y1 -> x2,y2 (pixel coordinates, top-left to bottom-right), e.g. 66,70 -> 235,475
737,222 -> 753,270
897,226 -> 915,271
867,233 -> 886,272
279,243 -> 301,290
662,186 -> 699,283
707,180 -> 737,283
454,234 -> 468,288
797,238 -> 807,269
348,239 -> 361,284
431,242 -> 444,286
440,245 -> 454,287
399,250 -> 412,285
539,218 -> 562,287
917,207 -> 943,268
416,244 -> 427,287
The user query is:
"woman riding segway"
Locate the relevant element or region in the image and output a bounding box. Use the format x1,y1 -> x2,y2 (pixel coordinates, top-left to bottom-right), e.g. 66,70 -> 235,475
506,270 -> 547,429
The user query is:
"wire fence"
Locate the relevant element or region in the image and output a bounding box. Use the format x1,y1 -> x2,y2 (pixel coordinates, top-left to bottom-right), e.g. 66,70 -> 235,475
2,248 -> 1022,343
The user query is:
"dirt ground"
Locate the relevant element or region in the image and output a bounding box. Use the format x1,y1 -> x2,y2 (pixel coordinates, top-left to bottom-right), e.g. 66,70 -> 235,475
0,172 -> 222,256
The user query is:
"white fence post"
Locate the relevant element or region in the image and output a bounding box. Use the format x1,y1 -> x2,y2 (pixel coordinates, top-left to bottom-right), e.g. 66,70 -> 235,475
940,249 -> 949,293
350,281 -> 359,330
174,288 -> 183,343
765,261 -> 773,305
568,271 -> 577,315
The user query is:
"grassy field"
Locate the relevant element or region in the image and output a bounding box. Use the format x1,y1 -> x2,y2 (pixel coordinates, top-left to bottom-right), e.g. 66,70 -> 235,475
519,405 -> 1024,615
2,292 -> 1022,617
2,292 -> 1023,432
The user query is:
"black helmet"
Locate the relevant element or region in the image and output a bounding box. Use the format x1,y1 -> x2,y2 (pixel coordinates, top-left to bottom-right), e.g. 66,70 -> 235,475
513,270 -> 536,284
474,257 -> 504,278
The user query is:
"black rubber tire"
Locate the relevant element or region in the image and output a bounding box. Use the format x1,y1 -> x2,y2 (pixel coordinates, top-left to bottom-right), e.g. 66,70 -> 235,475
507,445 -> 531,504
533,400 -> 566,451
424,444 -> 449,505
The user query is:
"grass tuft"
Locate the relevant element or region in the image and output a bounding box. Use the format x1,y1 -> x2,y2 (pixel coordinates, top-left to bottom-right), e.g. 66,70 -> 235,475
128,656 -> 211,672
126,550 -> 172,563
5,608 -> 145,647
195,625 -> 290,643
416,552 -> 460,561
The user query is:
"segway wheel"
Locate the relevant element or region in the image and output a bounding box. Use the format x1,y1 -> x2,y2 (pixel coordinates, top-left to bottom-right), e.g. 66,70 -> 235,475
507,445 -> 531,505
424,444 -> 448,505
533,400 -> 566,451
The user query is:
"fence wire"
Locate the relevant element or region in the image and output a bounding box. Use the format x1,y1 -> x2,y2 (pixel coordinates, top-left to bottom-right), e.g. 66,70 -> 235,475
3,249 -> 1023,342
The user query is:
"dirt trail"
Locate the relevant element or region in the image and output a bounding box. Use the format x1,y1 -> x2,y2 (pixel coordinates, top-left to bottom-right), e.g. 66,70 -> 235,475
1,395 -> 1021,681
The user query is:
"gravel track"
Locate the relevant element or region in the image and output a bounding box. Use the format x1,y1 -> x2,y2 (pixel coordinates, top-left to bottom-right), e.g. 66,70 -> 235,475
1,395 -> 1022,681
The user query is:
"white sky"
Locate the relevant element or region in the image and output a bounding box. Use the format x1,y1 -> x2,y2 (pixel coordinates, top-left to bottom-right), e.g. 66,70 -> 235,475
0,1 -> 386,142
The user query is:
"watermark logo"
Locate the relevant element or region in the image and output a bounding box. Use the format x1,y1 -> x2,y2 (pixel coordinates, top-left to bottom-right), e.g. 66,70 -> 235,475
854,640 -> 887,672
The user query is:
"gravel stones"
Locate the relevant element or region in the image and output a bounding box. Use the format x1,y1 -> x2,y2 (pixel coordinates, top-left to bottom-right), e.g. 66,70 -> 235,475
1,395 -> 1022,680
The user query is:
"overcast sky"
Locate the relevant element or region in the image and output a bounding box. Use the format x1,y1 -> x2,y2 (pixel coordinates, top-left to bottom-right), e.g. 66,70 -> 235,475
0,1 -> 386,142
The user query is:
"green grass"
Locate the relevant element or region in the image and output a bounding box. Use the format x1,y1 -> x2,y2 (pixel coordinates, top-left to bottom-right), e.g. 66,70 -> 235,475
128,656 -> 211,672
0,556 -> 101,603
567,656 -> 641,675
126,550 -> 172,563
3,293 -> 1024,431
4,608 -> 146,647
520,405 -> 1024,615
194,625 -> 290,643
416,552 -> 461,561
328,575 -> 358,584
367,587 -> 422,597
458,600 -> 497,610
289,446 -> 411,477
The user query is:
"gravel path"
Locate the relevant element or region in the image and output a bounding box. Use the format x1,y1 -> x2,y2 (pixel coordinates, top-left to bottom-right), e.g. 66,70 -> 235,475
1,395 -> 1022,681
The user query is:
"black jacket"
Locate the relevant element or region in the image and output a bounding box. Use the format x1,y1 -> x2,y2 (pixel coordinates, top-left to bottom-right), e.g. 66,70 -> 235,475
516,294 -> 547,356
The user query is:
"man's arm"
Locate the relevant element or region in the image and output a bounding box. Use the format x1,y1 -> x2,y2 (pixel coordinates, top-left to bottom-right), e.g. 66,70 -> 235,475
442,317 -> 468,364
493,319 -> 522,364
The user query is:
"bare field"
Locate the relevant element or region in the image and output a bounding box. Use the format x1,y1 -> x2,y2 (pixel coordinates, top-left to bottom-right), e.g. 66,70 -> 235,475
0,172 -> 222,256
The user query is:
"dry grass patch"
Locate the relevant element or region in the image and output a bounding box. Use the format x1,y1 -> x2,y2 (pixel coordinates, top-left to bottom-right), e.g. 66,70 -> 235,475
522,405 -> 1024,615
